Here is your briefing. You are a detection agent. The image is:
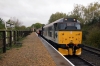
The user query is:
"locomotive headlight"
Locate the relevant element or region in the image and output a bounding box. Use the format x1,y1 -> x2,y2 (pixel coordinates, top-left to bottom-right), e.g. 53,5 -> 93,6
73,19 -> 76,21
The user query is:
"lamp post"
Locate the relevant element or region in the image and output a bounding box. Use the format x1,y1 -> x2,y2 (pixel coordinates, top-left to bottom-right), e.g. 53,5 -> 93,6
6,21 -> 15,46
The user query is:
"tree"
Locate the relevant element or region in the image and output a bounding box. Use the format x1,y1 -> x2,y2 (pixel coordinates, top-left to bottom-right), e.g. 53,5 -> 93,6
68,2 -> 100,24
32,22 -> 43,29
48,12 -> 66,23
66,2 -> 100,49
6,18 -> 23,30
85,27 -> 100,48
0,18 -> 5,29
19,25 -> 26,30
83,2 -> 100,24
68,4 -> 85,24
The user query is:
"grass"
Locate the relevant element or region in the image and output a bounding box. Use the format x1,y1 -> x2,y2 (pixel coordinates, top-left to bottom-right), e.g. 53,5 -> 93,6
0,48 -> 3,60
7,36 -> 25,49
0,48 -> 3,54
13,43 -> 22,48
0,36 -> 26,60
0,37 -> 24,54
0,55 -> 2,60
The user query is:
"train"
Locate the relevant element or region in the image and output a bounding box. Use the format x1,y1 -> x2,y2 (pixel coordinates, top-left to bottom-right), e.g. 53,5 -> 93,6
38,18 -> 82,56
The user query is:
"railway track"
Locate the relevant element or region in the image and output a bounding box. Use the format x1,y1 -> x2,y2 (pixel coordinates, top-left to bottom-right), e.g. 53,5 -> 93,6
43,39 -> 95,65
66,56 -> 94,66
66,45 -> 100,66
83,45 -> 100,56
47,41 -> 100,66
80,45 -> 100,66
40,35 -> 100,66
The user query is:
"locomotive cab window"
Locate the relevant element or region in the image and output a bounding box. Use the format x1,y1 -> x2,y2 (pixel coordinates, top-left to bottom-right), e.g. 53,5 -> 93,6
75,23 -> 81,29
58,22 -> 81,30
58,23 -> 67,30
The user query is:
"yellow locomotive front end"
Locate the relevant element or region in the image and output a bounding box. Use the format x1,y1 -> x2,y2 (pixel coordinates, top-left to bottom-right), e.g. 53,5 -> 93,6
55,18 -> 82,56
58,31 -> 82,55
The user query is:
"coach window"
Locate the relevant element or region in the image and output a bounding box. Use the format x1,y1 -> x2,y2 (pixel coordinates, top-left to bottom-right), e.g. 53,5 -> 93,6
43,28 -> 46,36
48,26 -> 52,37
54,23 -> 57,31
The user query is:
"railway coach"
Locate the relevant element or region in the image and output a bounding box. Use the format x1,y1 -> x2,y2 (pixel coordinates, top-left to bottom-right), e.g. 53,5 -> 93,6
42,18 -> 82,55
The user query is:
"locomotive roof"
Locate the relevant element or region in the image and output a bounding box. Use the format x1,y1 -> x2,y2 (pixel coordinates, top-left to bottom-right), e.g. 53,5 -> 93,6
43,18 -> 80,28
55,18 -> 78,22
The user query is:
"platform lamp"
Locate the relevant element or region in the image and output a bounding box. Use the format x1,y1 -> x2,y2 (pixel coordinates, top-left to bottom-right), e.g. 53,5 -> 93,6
6,21 -> 15,30
6,21 -> 15,45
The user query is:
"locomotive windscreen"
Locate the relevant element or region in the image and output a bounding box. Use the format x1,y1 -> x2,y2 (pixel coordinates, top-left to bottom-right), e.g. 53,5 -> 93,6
63,18 -> 77,22
57,22 -> 81,30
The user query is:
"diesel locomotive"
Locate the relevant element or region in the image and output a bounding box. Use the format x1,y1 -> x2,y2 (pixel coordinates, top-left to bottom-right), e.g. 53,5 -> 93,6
42,18 -> 82,55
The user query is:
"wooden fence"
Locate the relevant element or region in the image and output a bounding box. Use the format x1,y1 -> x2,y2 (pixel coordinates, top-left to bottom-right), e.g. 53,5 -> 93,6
0,30 -> 32,53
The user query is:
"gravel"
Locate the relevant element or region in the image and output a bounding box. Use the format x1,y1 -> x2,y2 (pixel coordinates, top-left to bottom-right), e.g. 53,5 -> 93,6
0,32 -> 56,66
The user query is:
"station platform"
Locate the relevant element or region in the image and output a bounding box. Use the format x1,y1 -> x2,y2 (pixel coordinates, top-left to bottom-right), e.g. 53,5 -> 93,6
0,32 -> 73,66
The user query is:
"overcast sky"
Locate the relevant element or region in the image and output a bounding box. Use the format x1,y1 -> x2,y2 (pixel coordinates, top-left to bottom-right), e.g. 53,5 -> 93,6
0,0 -> 99,27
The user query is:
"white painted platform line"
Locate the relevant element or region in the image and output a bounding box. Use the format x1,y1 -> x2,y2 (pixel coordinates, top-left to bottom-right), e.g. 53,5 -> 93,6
40,37 -> 75,66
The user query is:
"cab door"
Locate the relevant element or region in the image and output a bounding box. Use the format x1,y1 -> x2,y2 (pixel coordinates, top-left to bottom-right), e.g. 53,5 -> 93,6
53,23 -> 58,43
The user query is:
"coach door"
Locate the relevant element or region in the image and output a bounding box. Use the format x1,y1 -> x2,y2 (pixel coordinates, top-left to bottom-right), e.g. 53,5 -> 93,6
53,23 -> 58,43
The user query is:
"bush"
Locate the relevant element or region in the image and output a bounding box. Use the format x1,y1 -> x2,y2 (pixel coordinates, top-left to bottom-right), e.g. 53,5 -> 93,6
82,30 -> 88,41
85,27 -> 100,48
